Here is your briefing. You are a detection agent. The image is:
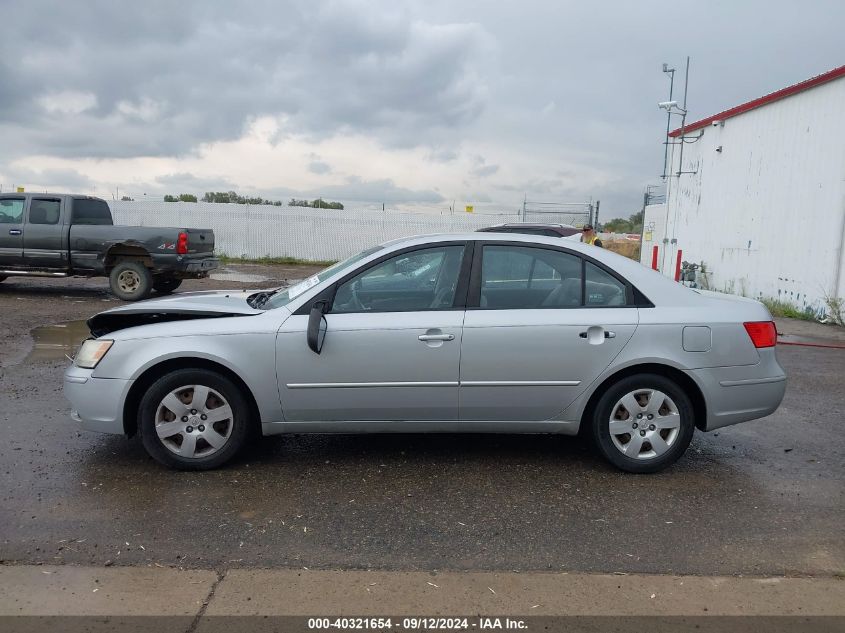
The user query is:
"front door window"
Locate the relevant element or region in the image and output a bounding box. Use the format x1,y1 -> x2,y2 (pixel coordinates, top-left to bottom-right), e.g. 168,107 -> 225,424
333,245 -> 465,313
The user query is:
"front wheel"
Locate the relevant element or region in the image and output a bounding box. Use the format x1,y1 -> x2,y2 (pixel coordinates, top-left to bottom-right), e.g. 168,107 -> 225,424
589,374 -> 695,473
138,369 -> 252,470
109,260 -> 152,301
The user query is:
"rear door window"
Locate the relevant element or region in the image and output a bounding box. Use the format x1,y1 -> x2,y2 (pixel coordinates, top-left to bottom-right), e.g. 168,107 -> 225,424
71,199 -> 113,225
585,261 -> 628,306
0,198 -> 25,223
480,245 -> 582,308
28,199 -> 61,225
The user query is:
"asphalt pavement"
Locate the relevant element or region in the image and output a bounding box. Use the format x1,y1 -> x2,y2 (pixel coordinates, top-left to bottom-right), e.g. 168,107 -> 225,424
1,271 -> 843,578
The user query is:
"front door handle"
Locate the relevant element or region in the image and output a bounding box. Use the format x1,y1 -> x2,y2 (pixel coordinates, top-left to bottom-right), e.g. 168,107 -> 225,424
9,229 -> 22,236
579,330 -> 616,339
418,333 -> 455,342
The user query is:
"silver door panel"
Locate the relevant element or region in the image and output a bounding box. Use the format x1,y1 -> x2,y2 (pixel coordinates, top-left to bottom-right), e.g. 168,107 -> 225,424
459,308 -> 638,421
276,311 -> 463,421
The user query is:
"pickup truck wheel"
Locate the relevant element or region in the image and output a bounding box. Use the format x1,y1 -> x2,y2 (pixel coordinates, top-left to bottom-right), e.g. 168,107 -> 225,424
110,260 -> 152,301
153,277 -> 183,294
138,368 -> 251,470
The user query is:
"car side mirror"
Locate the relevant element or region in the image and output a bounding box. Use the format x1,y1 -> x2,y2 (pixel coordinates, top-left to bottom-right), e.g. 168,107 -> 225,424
307,300 -> 329,354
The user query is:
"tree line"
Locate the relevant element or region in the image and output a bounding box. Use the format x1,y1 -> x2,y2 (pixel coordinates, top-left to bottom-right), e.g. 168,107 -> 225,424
288,198 -> 344,210
159,191 -> 343,209
601,210 -> 643,234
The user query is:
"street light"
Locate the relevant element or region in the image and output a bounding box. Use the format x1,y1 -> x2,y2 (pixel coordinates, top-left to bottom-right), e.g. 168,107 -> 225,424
658,100 -> 686,114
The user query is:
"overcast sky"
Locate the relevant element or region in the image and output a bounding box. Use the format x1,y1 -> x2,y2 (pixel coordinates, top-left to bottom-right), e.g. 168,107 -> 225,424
2,0 -> 843,218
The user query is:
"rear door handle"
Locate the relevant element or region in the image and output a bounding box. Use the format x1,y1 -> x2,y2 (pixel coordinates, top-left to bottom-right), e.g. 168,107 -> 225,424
9,229 -> 21,235
418,333 -> 455,342
579,330 -> 616,339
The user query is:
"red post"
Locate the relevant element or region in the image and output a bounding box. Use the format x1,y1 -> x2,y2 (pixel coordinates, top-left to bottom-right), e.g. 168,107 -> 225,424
651,245 -> 659,270
674,249 -> 683,282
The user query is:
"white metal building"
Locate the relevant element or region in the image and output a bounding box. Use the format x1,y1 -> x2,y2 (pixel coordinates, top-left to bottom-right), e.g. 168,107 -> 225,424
641,65 -> 845,316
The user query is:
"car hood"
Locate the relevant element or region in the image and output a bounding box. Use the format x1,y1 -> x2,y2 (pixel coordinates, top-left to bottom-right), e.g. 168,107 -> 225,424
87,290 -> 265,336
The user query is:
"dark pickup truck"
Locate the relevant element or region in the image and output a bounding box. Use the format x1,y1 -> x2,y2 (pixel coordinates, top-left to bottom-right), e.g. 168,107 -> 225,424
0,193 -> 218,300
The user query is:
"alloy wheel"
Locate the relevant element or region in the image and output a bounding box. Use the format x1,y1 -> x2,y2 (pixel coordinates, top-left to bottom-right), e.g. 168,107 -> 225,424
608,389 -> 681,460
154,384 -> 234,458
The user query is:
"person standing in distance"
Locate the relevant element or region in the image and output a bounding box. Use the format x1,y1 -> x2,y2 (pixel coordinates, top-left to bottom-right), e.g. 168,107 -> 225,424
581,224 -> 603,247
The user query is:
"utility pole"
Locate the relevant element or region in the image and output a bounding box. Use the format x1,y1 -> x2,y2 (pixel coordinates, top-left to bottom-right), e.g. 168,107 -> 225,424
659,56 -> 692,274
638,188 -> 650,262
661,63 -> 676,180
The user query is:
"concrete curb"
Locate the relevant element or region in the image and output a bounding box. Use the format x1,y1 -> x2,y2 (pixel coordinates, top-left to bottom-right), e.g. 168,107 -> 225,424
1,566 -> 843,618
0,565 -> 218,616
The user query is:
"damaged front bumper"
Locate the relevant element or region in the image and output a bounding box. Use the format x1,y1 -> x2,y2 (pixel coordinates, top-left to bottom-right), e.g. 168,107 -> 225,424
64,365 -> 133,435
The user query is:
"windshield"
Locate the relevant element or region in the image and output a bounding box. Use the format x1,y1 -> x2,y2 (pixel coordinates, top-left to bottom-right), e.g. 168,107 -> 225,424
263,245 -> 384,310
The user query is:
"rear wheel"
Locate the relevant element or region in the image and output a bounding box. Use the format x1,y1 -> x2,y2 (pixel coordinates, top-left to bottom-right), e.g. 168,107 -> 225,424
589,373 -> 695,473
109,260 -> 152,301
138,368 -> 251,470
153,276 -> 183,294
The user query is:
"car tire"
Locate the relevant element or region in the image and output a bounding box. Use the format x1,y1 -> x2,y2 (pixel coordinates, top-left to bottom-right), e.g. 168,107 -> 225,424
110,260 -> 152,301
138,368 -> 252,470
153,277 -> 183,294
589,373 -> 695,474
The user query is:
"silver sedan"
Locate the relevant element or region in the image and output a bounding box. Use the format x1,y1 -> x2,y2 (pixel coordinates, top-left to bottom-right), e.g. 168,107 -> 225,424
64,233 -> 786,472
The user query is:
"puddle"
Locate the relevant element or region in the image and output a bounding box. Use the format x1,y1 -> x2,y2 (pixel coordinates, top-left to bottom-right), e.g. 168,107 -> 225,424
210,269 -> 271,283
27,320 -> 90,363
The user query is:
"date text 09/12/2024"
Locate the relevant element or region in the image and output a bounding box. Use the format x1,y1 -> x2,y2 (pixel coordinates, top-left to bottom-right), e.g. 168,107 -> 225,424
307,617 -> 528,630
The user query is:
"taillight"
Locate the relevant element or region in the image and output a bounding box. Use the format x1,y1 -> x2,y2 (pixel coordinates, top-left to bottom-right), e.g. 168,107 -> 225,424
177,232 -> 188,255
744,321 -> 777,348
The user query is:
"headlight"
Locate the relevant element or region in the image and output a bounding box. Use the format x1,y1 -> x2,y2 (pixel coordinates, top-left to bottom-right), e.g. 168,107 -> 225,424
74,339 -> 114,369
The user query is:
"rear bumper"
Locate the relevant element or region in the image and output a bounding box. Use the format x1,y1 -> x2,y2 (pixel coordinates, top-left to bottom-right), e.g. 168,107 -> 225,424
150,254 -> 219,277
182,257 -> 219,274
64,365 -> 132,435
686,349 -> 787,431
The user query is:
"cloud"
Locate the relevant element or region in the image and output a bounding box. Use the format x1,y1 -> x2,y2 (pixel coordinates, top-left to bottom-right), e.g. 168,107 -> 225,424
282,176 -> 445,204
154,172 -> 239,192
427,148 -> 459,162
0,165 -> 94,192
307,161 -> 332,175
469,155 -> 499,179
3,0 -> 844,216
0,0 -> 491,159
38,91 -> 98,115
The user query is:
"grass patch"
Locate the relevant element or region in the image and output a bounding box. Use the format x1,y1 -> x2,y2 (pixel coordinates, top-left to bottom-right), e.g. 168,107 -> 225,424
603,240 -> 640,261
219,254 -> 337,267
760,297 -> 815,321
823,294 -> 844,326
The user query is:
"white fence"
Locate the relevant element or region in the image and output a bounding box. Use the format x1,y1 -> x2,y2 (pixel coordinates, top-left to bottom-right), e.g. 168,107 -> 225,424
110,201 -> 522,261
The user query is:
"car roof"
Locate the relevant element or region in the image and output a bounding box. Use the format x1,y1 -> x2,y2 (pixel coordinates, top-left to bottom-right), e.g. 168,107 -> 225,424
482,222 -> 576,229
383,231 -> 584,249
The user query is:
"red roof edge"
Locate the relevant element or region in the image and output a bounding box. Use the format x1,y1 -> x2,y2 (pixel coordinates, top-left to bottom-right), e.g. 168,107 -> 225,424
669,64 -> 845,137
